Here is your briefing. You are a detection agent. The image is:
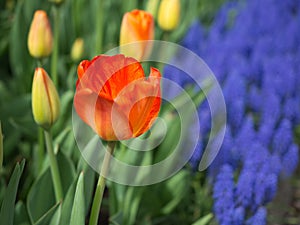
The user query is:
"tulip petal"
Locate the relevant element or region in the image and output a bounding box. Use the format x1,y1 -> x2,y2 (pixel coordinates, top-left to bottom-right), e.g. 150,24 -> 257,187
115,68 -> 161,137
74,88 -> 98,132
78,55 -> 145,100
95,98 -> 133,141
74,86 -> 133,140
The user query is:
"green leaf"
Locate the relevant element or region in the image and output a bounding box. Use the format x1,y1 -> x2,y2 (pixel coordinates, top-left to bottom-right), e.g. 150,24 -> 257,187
9,0 -> 34,92
109,211 -> 122,225
57,151 -> 76,194
49,204 -> 62,225
0,159 -> 25,225
123,187 -> 144,225
27,151 -> 76,224
77,158 -> 96,211
27,169 -> 55,224
191,213 -> 213,225
59,179 -> 76,225
161,170 -> 191,214
14,201 -> 30,225
34,203 -> 61,225
70,172 -> 85,225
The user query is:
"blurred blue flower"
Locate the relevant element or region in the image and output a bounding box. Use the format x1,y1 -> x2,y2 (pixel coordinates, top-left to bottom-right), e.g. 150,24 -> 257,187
164,0 -> 300,222
246,207 -> 267,225
213,164 -> 235,224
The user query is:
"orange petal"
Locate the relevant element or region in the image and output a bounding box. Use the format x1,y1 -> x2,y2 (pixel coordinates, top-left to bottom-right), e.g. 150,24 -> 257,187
74,87 -> 98,132
114,68 -> 161,137
77,54 -> 145,100
74,85 -> 133,140
94,97 -> 133,141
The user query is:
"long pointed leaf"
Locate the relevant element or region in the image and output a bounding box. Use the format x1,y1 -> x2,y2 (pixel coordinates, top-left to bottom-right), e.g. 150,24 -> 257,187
70,172 -> 85,225
0,159 -> 25,225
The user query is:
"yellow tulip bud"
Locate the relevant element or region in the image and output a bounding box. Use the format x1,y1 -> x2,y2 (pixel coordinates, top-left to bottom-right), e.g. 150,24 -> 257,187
158,0 -> 180,31
146,0 -> 159,18
71,38 -> 84,62
32,68 -> 60,130
27,10 -> 53,59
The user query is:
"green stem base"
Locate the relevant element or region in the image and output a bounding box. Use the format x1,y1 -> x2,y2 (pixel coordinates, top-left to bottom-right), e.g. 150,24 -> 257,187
89,142 -> 116,225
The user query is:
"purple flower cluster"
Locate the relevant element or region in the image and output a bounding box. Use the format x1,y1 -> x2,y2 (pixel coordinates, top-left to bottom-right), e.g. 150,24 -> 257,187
163,0 -> 300,224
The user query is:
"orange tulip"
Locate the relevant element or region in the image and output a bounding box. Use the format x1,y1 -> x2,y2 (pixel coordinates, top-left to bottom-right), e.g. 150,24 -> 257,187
74,54 -> 161,141
120,10 -> 154,61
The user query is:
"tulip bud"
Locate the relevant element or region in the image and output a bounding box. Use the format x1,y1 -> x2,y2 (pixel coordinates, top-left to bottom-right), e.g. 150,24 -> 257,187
27,10 -> 53,59
120,9 -> 154,61
71,38 -> 84,62
32,68 -> 60,130
0,122 -> 3,169
146,0 -> 159,18
158,0 -> 180,31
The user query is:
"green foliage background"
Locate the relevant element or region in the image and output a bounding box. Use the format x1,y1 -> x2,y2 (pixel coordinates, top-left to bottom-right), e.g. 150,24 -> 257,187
0,0 -> 226,224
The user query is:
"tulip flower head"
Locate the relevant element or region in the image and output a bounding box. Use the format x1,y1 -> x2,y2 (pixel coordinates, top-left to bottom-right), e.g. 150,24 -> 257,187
158,0 -> 181,31
71,38 -> 84,62
32,68 -> 60,130
120,10 -> 154,61
28,10 -> 53,59
74,54 -> 161,141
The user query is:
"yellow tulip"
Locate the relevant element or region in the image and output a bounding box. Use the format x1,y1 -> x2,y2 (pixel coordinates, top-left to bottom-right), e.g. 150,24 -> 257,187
27,10 -> 53,58
158,0 -> 181,31
32,68 -> 60,130
71,38 -> 84,62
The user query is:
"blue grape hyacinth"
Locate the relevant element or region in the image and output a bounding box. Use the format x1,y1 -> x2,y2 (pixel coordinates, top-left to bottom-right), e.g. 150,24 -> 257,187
163,0 -> 300,223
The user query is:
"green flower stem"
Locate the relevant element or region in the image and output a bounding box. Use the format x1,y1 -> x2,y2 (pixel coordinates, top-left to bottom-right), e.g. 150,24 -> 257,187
37,127 -> 45,172
44,130 -> 63,201
51,5 -> 60,86
89,142 -> 116,225
95,0 -> 104,55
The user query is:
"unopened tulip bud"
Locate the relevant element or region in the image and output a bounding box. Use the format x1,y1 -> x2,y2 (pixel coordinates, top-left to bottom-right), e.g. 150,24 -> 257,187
71,38 -> 84,62
32,68 -> 60,130
27,10 -> 53,59
120,10 -> 154,61
158,0 -> 180,31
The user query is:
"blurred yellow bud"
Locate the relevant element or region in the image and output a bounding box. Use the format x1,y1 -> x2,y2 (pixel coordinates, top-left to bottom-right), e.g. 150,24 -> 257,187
71,38 -> 84,62
32,68 -> 60,130
120,9 -> 154,61
146,0 -> 159,18
158,0 -> 180,31
27,10 -> 53,59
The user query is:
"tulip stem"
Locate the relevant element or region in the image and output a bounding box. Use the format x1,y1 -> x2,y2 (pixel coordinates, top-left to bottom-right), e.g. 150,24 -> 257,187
95,0 -> 104,55
89,142 -> 116,225
37,127 -> 45,172
44,130 -> 63,202
51,5 -> 60,86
